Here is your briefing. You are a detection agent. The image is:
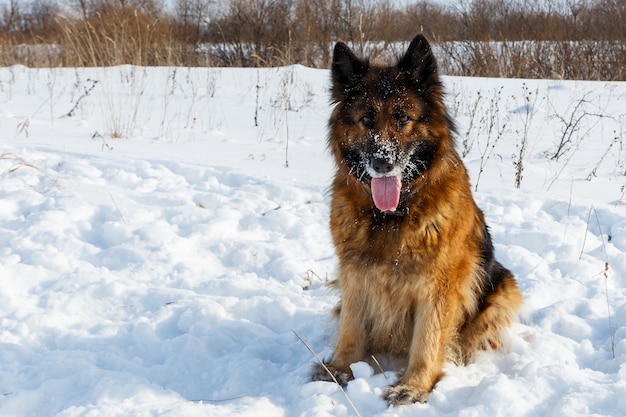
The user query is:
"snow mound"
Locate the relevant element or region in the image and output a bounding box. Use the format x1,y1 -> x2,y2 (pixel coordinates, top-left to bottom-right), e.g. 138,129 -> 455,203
0,65 -> 625,416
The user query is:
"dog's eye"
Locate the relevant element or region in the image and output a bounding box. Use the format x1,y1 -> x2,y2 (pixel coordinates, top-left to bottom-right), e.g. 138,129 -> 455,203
360,115 -> 374,129
397,114 -> 411,127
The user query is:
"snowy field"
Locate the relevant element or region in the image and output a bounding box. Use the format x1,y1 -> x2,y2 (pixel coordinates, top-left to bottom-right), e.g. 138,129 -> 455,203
0,64 -> 625,416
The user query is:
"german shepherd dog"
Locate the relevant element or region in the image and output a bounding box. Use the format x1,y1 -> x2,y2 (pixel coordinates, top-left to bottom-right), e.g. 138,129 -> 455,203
311,35 -> 523,406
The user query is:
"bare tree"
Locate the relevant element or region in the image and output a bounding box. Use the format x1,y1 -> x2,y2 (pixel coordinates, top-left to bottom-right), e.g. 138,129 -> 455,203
1,0 -> 20,33
174,0 -> 212,42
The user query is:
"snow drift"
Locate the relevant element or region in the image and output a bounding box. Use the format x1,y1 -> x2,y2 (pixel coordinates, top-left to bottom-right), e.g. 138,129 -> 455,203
0,64 -> 625,416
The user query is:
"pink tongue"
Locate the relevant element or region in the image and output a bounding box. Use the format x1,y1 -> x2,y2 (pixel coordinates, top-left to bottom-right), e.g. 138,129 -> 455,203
371,175 -> 401,212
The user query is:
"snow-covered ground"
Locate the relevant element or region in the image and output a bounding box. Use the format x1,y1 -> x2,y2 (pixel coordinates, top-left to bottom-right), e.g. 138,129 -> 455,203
0,64 -> 625,416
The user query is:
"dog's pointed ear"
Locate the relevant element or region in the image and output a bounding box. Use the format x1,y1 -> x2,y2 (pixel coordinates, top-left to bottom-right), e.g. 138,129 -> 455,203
399,34 -> 439,89
331,42 -> 369,101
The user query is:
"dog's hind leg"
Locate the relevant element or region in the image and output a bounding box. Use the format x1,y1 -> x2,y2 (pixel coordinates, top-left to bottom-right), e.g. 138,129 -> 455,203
458,267 -> 523,363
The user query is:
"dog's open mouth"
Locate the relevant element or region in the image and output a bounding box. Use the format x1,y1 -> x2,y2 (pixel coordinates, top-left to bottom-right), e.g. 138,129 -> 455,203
366,146 -> 407,213
348,139 -> 434,213
371,175 -> 402,212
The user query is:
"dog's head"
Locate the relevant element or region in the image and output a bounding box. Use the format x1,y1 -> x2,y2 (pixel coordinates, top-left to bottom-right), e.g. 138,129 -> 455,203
328,35 -> 454,213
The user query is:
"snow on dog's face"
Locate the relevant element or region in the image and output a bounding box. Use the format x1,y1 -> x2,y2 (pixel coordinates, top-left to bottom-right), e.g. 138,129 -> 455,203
328,35 -> 454,213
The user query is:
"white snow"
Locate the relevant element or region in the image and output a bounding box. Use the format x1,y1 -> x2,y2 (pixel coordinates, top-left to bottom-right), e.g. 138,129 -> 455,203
0,63 -> 625,416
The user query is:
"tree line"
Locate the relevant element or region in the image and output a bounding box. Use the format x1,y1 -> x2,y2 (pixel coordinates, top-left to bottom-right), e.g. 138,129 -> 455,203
0,0 -> 624,79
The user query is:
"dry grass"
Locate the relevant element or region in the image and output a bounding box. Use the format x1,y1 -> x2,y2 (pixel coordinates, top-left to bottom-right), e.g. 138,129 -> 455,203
0,0 -> 624,80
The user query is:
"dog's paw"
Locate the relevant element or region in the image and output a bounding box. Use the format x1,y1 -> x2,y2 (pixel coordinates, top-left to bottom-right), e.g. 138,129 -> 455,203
383,384 -> 431,406
311,363 -> 352,387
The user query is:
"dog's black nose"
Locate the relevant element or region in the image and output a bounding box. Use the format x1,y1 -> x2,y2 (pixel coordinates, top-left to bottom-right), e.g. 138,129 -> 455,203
372,157 -> 393,174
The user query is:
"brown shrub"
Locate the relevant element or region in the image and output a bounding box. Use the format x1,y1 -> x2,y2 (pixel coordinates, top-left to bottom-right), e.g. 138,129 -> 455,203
0,0 -> 623,80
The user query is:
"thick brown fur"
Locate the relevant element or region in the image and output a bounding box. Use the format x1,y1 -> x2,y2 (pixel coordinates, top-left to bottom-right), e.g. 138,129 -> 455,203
311,35 -> 523,406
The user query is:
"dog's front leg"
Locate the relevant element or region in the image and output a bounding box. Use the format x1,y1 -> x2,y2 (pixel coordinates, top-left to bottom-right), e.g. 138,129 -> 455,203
311,288 -> 366,386
383,296 -> 451,405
